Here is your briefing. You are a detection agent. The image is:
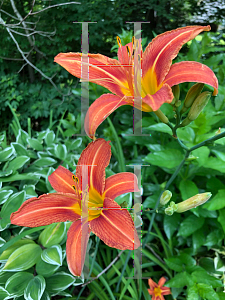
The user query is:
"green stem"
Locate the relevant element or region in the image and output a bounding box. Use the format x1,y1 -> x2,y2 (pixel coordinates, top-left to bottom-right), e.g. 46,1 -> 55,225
27,117 -> 31,137
107,118 -> 126,172
190,130 -> 225,151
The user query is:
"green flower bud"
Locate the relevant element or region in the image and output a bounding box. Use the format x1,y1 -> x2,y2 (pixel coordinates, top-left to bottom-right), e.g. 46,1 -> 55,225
176,192 -> 212,213
180,91 -> 211,127
175,100 -> 182,108
171,85 -> 180,104
186,154 -> 199,161
165,201 -> 178,216
160,190 -> 172,206
181,83 -> 204,114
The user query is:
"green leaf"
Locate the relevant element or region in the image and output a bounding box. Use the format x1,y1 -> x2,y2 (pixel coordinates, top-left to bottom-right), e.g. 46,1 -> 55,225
0,239 -> 35,261
204,157 -> 225,173
0,286 -> 10,299
164,257 -> 183,272
179,253 -> 196,266
5,272 -> 33,297
192,228 -> 205,252
68,138 -> 82,150
144,149 -> 183,169
33,157 -> 57,167
36,258 -> 60,278
218,209 -> 225,234
147,123 -> 172,135
0,169 -> 13,178
0,189 -> 13,205
0,147 -> 13,162
3,244 -> 41,271
192,270 -> 223,288
199,257 -> 217,274
192,146 -> 210,167
166,272 -> 193,288
212,150 -> 225,162
178,215 -> 204,237
45,131 -> 55,146
39,223 -> 66,248
204,229 -> 223,247
24,275 -> 46,300
204,190 -> 225,210
27,138 -> 43,151
218,292 -> 225,300
163,214 -> 180,239
187,284 -> 199,300
0,272 -> 15,285
54,144 -> 67,160
12,143 -> 28,156
179,180 -> 199,201
45,272 -> 75,294
41,245 -> 62,266
197,283 -> 219,300
7,156 -> 30,171
23,184 -> 38,199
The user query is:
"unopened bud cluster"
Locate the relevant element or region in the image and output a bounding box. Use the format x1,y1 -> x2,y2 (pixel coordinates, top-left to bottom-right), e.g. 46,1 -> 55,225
165,192 -> 212,215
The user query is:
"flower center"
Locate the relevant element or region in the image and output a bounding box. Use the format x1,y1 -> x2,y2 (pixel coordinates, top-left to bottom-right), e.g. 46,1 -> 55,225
154,287 -> 162,297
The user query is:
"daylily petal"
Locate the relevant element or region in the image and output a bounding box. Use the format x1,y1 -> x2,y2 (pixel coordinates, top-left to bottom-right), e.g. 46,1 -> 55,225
66,220 -> 91,276
148,278 -> 158,289
147,289 -> 154,295
54,53 -> 127,97
161,287 -> 172,295
143,25 -> 211,88
142,83 -> 174,111
84,94 -> 129,138
89,197 -> 140,250
158,277 -> 167,287
10,193 -> 81,227
76,139 -> 111,195
104,173 -> 139,200
48,165 -> 78,195
164,61 -> 218,95
117,41 -> 134,65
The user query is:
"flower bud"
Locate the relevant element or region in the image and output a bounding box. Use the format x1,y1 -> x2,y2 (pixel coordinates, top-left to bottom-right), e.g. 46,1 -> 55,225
186,154 -> 199,161
171,85 -> 180,104
180,91 -> 211,127
175,100 -> 182,108
180,83 -> 204,114
160,190 -> 172,206
176,192 -> 212,213
215,128 -> 221,135
164,201 -> 178,216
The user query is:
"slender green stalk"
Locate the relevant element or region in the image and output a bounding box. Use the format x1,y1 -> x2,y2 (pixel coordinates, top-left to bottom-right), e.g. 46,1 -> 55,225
115,250 -> 131,293
7,102 -> 21,130
107,117 -> 126,172
27,117 -> 31,137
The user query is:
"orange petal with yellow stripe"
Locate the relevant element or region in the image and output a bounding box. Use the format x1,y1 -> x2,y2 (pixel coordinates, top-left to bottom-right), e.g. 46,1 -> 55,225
164,61 -> 219,96
84,94 -> 129,138
90,197 -> 140,250
10,193 -> 81,227
104,173 -> 139,200
143,25 -> 211,87
66,220 -> 91,276
142,83 -> 174,111
48,165 -> 78,195
76,139 -> 111,195
54,53 -> 126,97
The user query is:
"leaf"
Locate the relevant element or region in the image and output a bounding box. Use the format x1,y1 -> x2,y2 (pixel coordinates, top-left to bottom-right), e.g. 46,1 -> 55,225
41,245 -> 62,266
0,147 -> 14,162
68,138 -> 82,150
36,258 -> 60,278
11,143 -> 28,156
204,229 -> 223,247
166,272 -> 193,288
7,156 -> 30,171
192,228 -> 205,252
163,214 -> 181,239
0,286 -> 10,299
144,149 -> 183,168
0,189 -> 13,205
24,275 -> 46,300
27,138 -> 43,151
39,223 -> 66,248
0,239 -> 35,262
197,283 -> 219,300
178,215 -> 204,237
164,257 -> 183,272
192,271 -> 223,288
45,272 -> 75,294
179,180 -> 199,201
33,157 -> 57,167
192,146 -> 210,167
5,272 -> 33,297
187,284 -> 199,300
204,157 -> 225,173
147,123 -> 172,135
3,244 -> 41,271
54,144 -> 67,160
45,131 -> 55,146
211,150 -> 225,162
204,190 -> 225,210
218,209 -> 225,234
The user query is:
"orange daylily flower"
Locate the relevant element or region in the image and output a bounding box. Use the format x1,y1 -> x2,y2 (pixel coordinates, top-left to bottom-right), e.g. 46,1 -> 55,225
54,25 -> 218,138
10,139 -> 140,276
148,277 -> 171,300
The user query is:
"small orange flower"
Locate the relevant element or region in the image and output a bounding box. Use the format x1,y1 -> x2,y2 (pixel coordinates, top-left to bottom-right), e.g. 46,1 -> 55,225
148,277 -> 171,300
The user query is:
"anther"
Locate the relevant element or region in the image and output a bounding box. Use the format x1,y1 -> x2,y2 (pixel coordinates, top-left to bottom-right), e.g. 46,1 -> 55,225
117,36 -> 122,47
72,175 -> 79,185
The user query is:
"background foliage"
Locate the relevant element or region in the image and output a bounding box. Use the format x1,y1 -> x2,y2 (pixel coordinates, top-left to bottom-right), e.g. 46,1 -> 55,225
0,0 -> 225,299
